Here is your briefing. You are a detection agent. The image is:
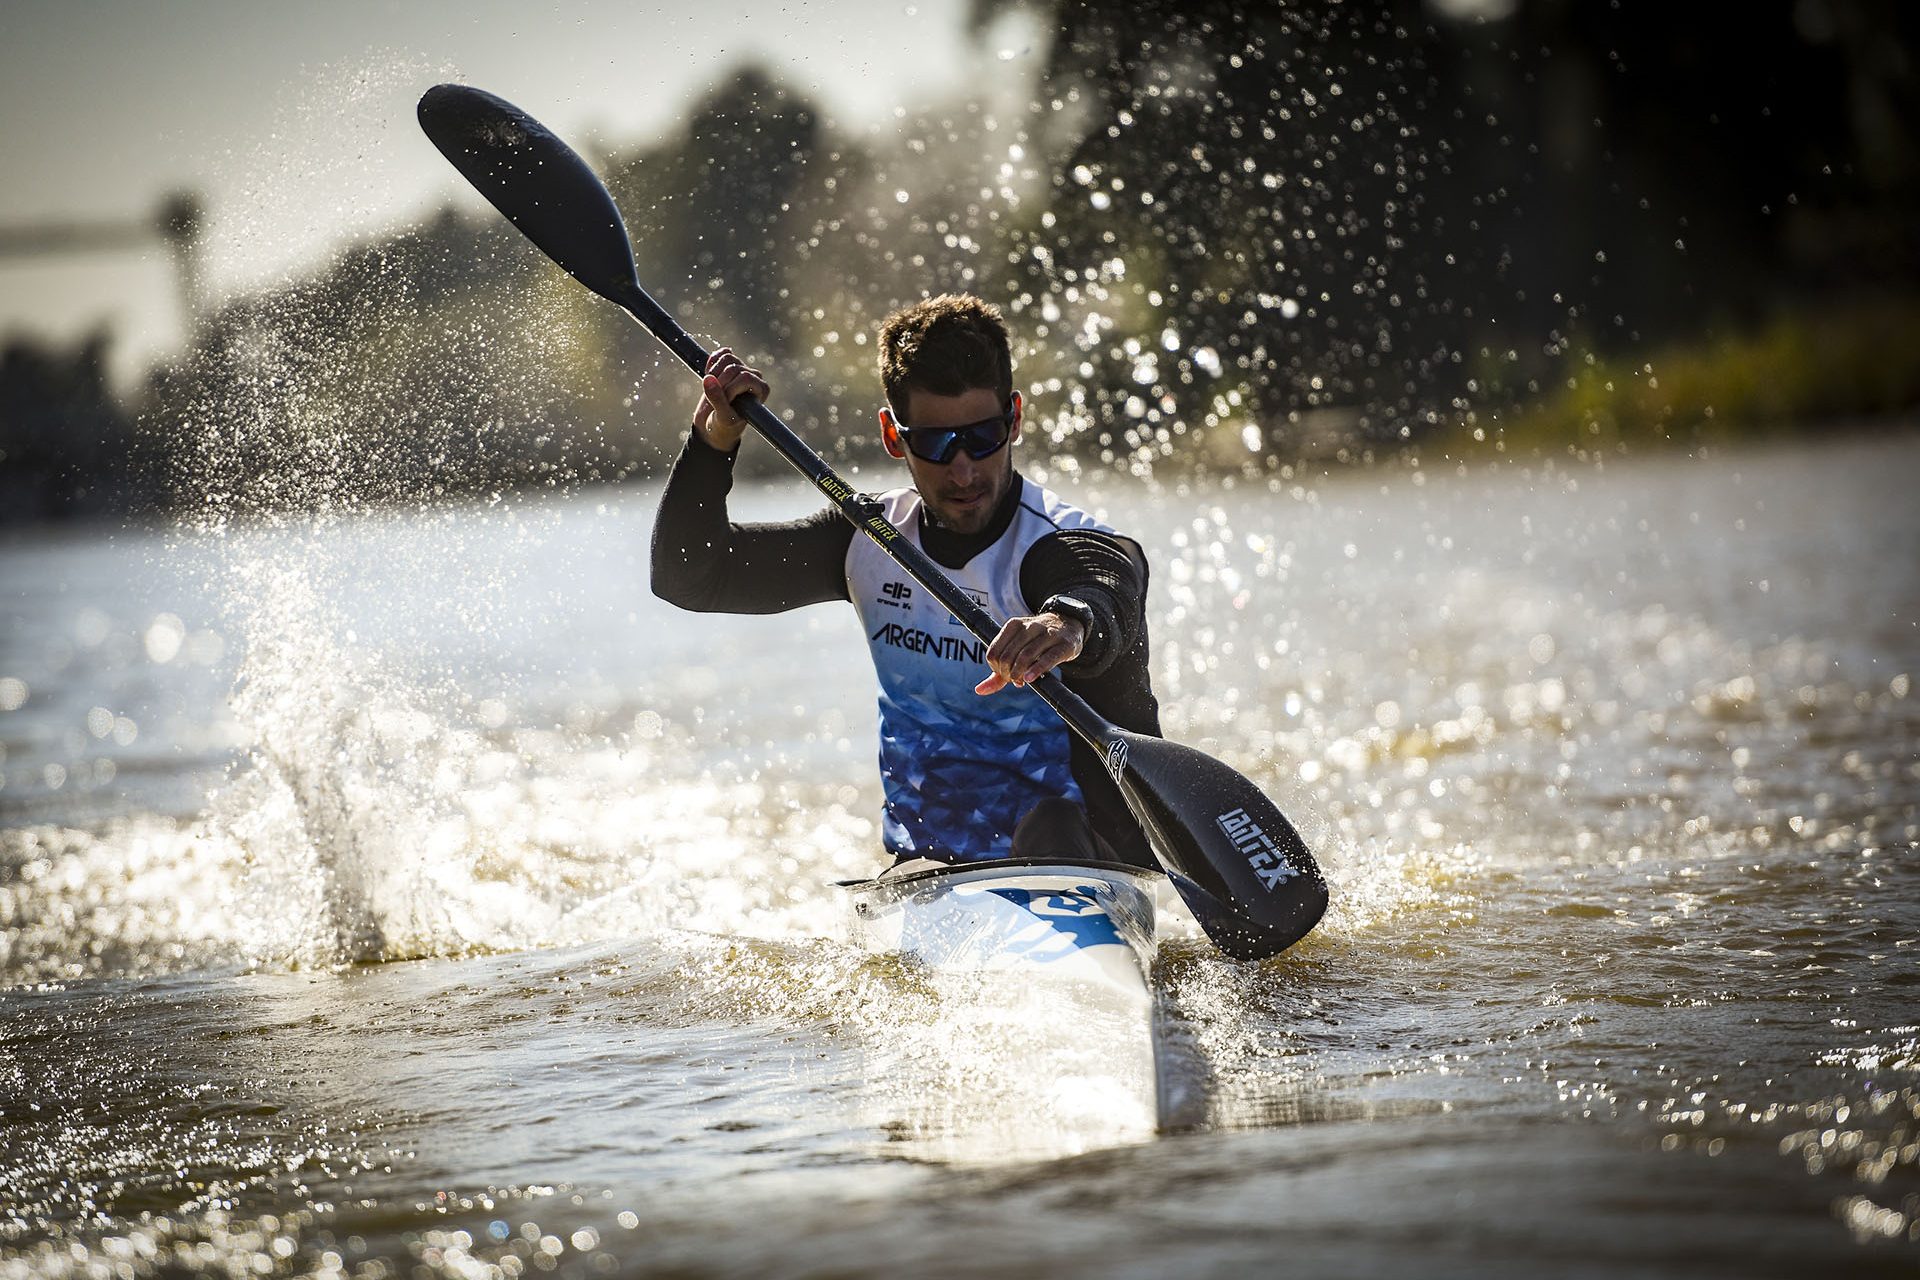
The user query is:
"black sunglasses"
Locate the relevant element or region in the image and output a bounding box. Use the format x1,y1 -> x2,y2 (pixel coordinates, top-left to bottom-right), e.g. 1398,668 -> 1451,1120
886,400 -> 1018,464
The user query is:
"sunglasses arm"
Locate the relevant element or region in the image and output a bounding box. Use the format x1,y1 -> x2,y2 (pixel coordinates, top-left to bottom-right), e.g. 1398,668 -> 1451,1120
878,406 -> 908,459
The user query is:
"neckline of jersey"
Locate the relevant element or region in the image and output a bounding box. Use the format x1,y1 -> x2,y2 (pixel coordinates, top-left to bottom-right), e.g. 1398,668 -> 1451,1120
917,473 -> 1027,570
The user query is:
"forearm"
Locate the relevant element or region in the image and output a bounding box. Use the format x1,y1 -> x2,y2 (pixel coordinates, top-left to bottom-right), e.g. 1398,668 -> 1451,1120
650,430 -> 851,613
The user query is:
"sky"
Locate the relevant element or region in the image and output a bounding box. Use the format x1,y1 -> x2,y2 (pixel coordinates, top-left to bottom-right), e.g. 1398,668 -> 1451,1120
0,0 -> 1039,385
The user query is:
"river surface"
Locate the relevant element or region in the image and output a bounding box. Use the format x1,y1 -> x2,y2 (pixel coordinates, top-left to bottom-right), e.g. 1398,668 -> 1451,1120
2,432 -> 1917,1277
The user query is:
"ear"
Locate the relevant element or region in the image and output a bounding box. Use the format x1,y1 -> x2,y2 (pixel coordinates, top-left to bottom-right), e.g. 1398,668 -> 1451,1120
879,406 -> 907,459
1008,390 -> 1024,445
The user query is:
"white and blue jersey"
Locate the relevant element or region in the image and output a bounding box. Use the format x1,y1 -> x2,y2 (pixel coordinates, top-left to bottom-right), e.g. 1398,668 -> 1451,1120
846,479 -> 1118,862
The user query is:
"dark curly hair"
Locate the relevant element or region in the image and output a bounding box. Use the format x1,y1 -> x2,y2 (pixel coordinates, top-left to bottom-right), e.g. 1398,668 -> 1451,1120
876,294 -> 1014,418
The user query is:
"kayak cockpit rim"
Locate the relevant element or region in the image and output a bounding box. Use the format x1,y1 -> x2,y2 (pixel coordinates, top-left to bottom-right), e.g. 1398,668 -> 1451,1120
835,856 -> 1164,891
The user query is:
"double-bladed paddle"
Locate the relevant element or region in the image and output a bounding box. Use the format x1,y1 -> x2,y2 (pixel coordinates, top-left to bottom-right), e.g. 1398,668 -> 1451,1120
416,83 -> 1328,959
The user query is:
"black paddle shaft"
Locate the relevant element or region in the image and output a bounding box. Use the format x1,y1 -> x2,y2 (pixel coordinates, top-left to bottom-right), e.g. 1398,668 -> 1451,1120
417,83 -> 1328,958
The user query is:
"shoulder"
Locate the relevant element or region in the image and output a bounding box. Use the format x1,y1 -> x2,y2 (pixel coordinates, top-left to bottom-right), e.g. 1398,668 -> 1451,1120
1011,481 -> 1147,578
1013,477 -> 1122,539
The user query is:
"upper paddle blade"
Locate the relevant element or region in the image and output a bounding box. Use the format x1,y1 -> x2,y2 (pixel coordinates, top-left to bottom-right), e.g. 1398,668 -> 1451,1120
1111,731 -> 1327,959
417,83 -> 642,308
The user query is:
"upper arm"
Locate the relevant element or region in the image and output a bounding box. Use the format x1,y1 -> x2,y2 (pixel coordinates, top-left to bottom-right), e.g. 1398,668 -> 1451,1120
708,507 -> 854,613
1019,530 -> 1147,615
651,430 -> 853,613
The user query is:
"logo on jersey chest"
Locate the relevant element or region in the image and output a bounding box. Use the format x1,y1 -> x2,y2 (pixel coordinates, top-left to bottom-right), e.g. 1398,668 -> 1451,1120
875,575 -> 993,631
947,586 -> 990,629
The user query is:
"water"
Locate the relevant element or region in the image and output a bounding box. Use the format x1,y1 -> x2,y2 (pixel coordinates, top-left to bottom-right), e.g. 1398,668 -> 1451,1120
2,433 -> 1917,1277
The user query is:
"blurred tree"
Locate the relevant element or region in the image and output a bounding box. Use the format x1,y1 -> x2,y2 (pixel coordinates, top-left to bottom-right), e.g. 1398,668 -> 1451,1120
592,65 -> 865,472
0,330 -> 147,523
156,190 -> 207,334
604,66 -> 821,359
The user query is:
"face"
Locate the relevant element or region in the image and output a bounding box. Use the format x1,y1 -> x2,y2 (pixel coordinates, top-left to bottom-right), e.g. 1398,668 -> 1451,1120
884,386 -> 1023,535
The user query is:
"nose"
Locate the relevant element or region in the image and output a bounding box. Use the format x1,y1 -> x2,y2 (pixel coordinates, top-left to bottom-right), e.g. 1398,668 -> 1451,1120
947,449 -> 977,485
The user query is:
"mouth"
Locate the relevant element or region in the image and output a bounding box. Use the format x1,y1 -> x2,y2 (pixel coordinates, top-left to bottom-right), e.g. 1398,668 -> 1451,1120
942,488 -> 990,511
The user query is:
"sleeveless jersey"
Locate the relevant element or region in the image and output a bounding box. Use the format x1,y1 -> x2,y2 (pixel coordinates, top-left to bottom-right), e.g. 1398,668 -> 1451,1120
846,478 -> 1119,862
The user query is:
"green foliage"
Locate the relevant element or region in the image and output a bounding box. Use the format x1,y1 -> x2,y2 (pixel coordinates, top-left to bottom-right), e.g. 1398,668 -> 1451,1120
1465,298 -> 1920,455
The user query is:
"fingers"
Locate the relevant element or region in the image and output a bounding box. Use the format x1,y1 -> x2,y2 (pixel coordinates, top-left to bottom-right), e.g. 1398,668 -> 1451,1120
975,614 -> 1086,695
700,376 -> 734,425
692,348 -> 769,451
702,348 -> 770,424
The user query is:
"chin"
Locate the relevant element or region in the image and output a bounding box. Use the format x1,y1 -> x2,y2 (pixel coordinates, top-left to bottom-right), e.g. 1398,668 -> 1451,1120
933,505 -> 990,534
925,506 -> 975,533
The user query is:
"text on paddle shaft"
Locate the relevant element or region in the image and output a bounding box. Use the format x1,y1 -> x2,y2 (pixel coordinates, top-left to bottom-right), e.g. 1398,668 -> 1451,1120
1215,807 -> 1301,890
870,622 -> 987,664
821,477 -> 902,545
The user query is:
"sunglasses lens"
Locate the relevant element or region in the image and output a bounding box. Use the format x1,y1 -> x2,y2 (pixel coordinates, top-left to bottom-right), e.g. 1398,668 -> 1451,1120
962,421 -> 1010,458
906,416 -> 1009,463
907,428 -> 962,464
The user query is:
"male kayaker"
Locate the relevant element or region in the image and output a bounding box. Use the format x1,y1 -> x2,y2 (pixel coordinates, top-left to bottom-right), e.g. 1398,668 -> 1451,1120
651,294 -> 1161,868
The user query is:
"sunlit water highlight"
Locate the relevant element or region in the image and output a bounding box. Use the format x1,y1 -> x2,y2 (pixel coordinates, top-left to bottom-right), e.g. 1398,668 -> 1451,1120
2,433 -> 1917,1276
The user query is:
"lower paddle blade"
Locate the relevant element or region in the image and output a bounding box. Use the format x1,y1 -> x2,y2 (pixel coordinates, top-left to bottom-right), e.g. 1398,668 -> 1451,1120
1111,731 -> 1327,959
417,84 -> 642,308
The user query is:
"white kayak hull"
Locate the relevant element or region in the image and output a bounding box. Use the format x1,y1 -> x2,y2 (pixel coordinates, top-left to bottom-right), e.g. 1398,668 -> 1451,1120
840,859 -> 1166,1159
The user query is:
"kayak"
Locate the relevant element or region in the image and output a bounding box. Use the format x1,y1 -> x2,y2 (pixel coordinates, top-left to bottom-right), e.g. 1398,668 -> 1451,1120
840,858 -> 1159,1000
841,858 -> 1168,1157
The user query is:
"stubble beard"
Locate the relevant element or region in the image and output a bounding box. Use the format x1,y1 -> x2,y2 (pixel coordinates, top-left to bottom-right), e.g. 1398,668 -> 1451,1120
925,464 -> 1009,535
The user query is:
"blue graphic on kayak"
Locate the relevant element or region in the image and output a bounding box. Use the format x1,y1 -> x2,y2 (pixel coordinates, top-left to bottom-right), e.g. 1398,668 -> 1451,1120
984,886 -> 1123,958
